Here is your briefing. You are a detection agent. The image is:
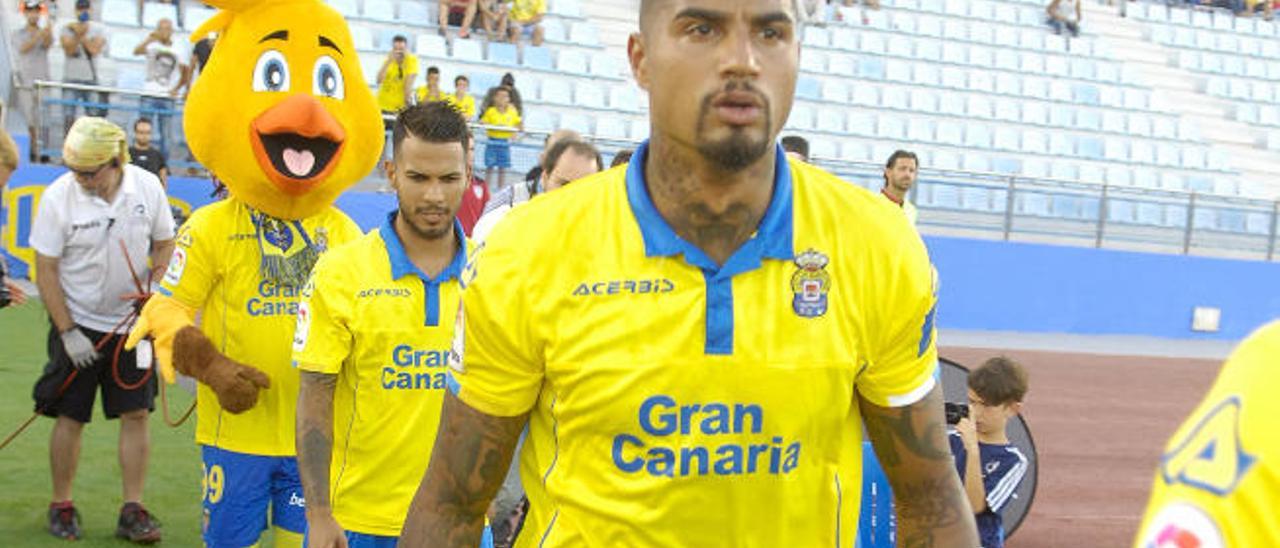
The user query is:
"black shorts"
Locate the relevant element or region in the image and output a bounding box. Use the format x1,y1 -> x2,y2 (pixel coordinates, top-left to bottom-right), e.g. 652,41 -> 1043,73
35,325 -> 157,423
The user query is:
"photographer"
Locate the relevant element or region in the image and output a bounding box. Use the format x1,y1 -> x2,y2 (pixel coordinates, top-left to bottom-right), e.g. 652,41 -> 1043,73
949,357 -> 1031,548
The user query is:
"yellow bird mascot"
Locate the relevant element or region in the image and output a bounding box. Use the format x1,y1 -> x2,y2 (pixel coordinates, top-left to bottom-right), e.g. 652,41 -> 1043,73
125,1 -> 382,546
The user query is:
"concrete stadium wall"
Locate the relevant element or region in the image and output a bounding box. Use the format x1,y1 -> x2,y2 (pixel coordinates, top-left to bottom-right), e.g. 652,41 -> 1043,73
926,235 -> 1280,341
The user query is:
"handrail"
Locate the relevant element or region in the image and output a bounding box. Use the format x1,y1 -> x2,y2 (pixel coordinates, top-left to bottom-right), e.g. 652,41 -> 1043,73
33,79 -> 180,100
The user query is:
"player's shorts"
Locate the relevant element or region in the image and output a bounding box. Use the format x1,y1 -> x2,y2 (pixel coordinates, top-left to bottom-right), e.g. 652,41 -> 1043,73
485,139 -> 511,169
304,528 -> 495,548
35,325 -> 157,424
513,21 -> 540,36
201,445 -> 306,548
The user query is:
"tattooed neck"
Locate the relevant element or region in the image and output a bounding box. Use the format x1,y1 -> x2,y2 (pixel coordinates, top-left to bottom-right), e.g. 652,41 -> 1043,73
646,138 -> 776,266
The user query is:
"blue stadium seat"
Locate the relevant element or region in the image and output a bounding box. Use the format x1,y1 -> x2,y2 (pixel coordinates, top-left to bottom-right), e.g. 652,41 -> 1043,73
857,58 -> 886,80
103,0 -> 139,26
558,50 -> 589,74
1073,84 -> 1101,106
417,34 -> 448,58
1051,196 -> 1083,219
489,42 -> 519,67
524,46 -> 555,70
364,0 -> 395,22
576,83 -> 606,109
796,78 -> 821,100
1076,110 -> 1102,131
539,79 -> 573,105
992,158 -> 1022,175
1186,177 -> 1214,193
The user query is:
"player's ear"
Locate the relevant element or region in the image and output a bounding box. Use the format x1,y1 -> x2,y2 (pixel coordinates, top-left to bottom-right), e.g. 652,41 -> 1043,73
628,33 -> 650,92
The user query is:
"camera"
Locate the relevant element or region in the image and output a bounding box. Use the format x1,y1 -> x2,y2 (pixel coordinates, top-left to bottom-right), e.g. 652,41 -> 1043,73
944,402 -> 969,425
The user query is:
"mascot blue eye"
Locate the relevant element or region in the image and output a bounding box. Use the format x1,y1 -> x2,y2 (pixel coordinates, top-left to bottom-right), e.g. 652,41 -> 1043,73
313,56 -> 344,100
252,50 -> 290,92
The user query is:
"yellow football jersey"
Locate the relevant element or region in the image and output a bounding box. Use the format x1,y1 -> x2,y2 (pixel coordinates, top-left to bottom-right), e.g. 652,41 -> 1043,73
450,143 -> 939,547
1134,321 -> 1280,548
293,214 -> 467,536
160,198 -> 362,456
480,106 -> 521,140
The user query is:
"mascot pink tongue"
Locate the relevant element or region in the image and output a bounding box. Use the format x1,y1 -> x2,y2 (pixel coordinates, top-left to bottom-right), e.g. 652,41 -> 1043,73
125,1 -> 381,545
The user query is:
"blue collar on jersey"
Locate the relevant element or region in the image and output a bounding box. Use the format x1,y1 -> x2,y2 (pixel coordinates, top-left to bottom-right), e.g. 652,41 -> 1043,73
625,141 -> 795,272
380,211 -> 468,284
625,141 -> 795,355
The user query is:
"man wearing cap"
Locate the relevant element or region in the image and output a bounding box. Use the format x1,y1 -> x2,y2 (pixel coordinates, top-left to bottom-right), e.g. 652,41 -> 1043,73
13,0 -> 53,162
31,117 -> 175,543
60,0 -> 107,134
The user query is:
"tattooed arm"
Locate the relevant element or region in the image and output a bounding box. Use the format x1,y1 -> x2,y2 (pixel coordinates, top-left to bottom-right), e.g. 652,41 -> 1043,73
297,371 -> 347,548
860,385 -> 979,548
399,391 -> 528,547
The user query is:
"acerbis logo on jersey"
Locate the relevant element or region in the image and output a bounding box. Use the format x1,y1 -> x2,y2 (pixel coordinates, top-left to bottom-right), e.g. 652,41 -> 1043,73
1159,397 -> 1255,496
790,249 -> 831,318
1139,502 -> 1224,548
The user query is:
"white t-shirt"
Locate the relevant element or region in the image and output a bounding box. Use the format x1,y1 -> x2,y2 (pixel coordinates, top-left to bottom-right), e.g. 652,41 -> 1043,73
143,39 -> 189,95
1053,0 -> 1079,22
30,165 -> 176,332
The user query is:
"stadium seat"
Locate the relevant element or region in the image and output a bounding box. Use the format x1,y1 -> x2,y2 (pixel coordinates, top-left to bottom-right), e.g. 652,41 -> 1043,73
488,43 -> 519,67
1123,89 -> 1149,110
851,85 -> 879,107
1136,203 -> 1163,226
939,94 -> 964,117
840,142 -> 869,163
328,0 -> 359,18
1104,139 -> 1128,162
969,22 -> 995,44
1049,80 -> 1073,102
937,122 -> 964,146
796,78 -> 822,100
933,151 -> 961,171
878,115 -> 907,141
965,125 -> 992,148
1051,196 -> 1084,219
595,117 -> 628,140
959,186 -> 992,210
943,20 -> 967,41
1128,115 -> 1152,137
1182,148 -> 1206,170
1105,166 -> 1132,187
1107,200 -> 1136,224
142,2 -> 177,27
1160,173 -> 1185,192
1152,118 -> 1177,140
810,140 -> 838,160
1130,142 -> 1155,164
1078,164 -> 1105,184
820,81 -> 848,103
183,5 -> 217,30
969,46 -> 994,69
859,33 -> 886,55
575,83 -> 606,109
828,54 -> 856,77
558,113 -> 592,136
906,119 -> 934,143
847,112 -> 876,137
803,27 -> 830,48
1020,52 -> 1046,75
589,53 -> 624,79
523,46 -> 555,70
1076,110 -> 1102,131
630,120 -> 650,141
452,39 -> 484,62
1156,147 -> 1180,167
917,15 -> 943,37
800,50 -> 827,74
995,75 -> 1020,97
966,96 -> 993,119
1049,107 -> 1074,128
417,34 -> 448,58
886,61 -> 912,83
909,89 -> 938,113
539,79 -> 573,105
558,50 -> 589,75
551,0 -> 583,18
1245,212 -> 1271,235
857,58 -> 886,80
1049,133 -> 1073,157
915,39 -> 943,62
363,0 -> 395,21
926,184 -> 962,210
1078,137 -> 1104,160
940,66 -> 967,89
994,101 -> 1019,122
543,18 -> 568,42
569,22 -> 600,46
788,104 -> 815,131
1102,111 -> 1127,134
969,71 -> 995,93
992,157 -> 1021,175
103,0 -> 139,25
942,42 -> 968,65
1021,131 -> 1048,154
817,111 -> 847,134
401,1 -> 430,22
610,86 -> 642,112
829,28 -> 858,52
1022,77 -> 1048,100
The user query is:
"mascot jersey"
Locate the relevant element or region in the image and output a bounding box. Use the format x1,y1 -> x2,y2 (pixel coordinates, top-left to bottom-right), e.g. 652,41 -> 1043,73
161,200 -> 360,455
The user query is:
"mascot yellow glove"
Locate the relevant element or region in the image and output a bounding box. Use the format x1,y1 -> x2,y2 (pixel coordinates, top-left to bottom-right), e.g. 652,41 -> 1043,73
125,294 -> 196,384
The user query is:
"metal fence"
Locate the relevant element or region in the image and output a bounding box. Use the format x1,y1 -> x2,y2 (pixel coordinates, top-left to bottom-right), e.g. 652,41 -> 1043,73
28,80 -> 1280,261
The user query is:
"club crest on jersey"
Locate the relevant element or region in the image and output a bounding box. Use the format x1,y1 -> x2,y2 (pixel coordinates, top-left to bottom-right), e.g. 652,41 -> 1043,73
262,217 -> 293,251
790,249 -> 831,318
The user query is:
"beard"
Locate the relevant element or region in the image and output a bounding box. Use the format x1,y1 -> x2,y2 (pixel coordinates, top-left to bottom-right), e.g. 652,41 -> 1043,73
694,87 -> 774,173
399,204 -> 455,241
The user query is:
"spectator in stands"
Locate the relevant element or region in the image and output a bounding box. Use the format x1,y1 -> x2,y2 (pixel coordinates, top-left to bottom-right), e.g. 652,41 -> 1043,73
781,135 -> 810,163
882,149 -> 919,225
610,149 -> 633,168
457,130 -> 490,236
133,17 -> 189,157
1046,0 -> 1082,37
447,75 -> 478,120
480,73 -> 525,118
0,131 -> 24,308
59,0 -> 108,134
439,0 -> 480,39
129,118 -> 167,187
480,86 -> 522,190
377,35 -> 419,122
417,66 -> 448,104
522,128 -> 580,187
478,0 -> 509,41
950,357 -> 1031,548
1244,0 -> 1275,19
14,0 -> 53,163
472,139 -> 602,243
508,0 -> 546,46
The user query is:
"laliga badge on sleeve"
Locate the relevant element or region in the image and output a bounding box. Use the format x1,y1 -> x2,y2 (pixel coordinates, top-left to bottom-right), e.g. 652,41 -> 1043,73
1136,502 -> 1224,548
136,339 -> 154,370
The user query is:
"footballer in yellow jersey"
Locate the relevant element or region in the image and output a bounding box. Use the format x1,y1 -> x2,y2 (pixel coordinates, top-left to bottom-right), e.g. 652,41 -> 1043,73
294,103 -> 493,548
401,2 -> 976,547
1134,321 -> 1280,548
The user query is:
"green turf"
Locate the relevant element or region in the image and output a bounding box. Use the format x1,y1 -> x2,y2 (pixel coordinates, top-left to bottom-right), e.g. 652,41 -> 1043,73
0,302 -> 214,547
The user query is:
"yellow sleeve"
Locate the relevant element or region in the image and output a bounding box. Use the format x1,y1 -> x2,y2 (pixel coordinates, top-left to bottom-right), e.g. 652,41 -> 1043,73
293,253 -> 353,375
449,218 -> 544,417
327,209 -> 364,245
160,208 -> 218,308
480,108 -> 496,125
405,54 -> 419,77
856,223 -> 939,407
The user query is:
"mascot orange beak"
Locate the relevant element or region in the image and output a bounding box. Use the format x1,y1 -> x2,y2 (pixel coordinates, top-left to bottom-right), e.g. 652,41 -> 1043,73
250,94 -> 348,196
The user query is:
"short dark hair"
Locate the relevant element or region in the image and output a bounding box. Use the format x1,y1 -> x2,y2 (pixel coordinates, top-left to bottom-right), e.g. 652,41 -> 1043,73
134,118 -> 153,130
494,85 -> 513,99
968,357 -> 1029,407
392,101 -> 470,157
501,73 -> 516,87
392,34 -> 408,44
543,139 -> 602,178
610,149 -> 634,168
427,66 -> 440,76
455,75 -> 469,85
780,136 -> 809,161
885,149 -> 918,170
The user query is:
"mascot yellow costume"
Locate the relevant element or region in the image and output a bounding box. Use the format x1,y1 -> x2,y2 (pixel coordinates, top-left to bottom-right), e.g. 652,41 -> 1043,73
125,1 -> 382,546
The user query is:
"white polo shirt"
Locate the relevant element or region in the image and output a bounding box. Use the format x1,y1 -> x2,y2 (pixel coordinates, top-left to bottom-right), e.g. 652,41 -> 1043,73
31,165 -> 176,333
